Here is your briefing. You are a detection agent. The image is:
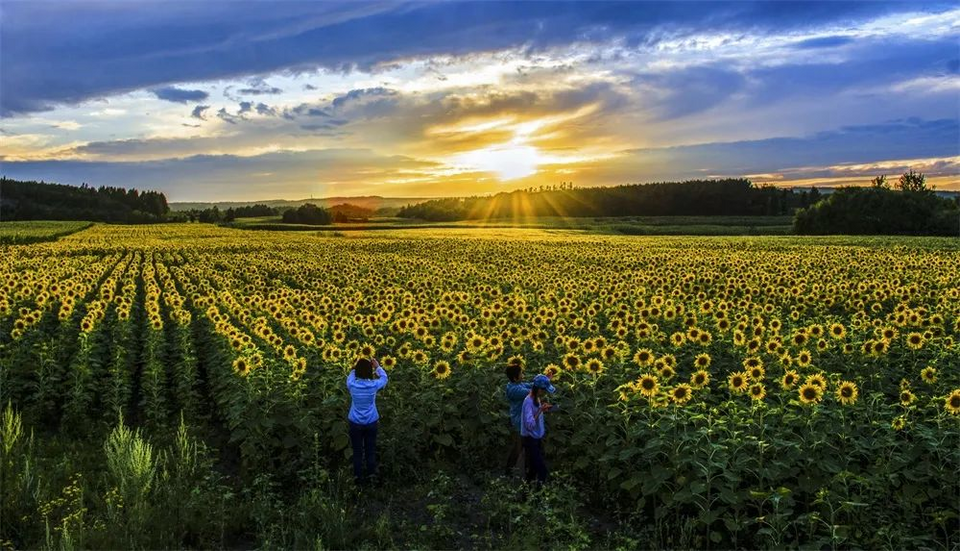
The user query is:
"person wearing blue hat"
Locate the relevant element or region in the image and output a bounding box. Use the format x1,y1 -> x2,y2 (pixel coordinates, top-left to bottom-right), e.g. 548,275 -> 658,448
521,373 -> 556,486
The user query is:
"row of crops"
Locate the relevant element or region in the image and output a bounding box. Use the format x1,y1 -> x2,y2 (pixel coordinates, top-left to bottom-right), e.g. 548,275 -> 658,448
1,224 -> 959,548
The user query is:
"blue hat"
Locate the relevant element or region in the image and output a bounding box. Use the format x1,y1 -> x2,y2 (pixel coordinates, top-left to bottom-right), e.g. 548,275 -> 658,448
532,374 -> 555,394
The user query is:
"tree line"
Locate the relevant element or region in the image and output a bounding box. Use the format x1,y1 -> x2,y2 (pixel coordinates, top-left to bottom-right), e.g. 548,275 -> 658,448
793,171 -> 960,236
1,178 -> 169,223
396,179 -> 818,221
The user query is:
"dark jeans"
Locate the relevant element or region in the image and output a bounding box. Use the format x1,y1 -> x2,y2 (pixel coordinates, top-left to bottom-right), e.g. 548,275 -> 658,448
522,436 -> 548,485
349,421 -> 378,481
505,430 -> 523,475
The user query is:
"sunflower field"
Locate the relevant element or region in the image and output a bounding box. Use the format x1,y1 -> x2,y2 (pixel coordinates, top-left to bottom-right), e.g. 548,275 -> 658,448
1,223 -> 958,549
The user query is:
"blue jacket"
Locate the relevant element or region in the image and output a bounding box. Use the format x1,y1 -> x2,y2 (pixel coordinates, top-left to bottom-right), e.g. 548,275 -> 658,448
347,367 -> 388,424
521,394 -> 546,439
506,381 -> 532,432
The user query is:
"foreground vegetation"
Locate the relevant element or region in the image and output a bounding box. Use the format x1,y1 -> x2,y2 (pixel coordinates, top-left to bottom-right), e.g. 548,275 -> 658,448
1,225 -> 958,549
0,220 -> 93,244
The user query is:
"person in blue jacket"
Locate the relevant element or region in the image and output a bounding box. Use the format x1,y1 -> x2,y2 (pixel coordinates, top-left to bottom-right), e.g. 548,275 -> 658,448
521,374 -> 555,486
347,357 -> 388,485
504,360 -> 532,476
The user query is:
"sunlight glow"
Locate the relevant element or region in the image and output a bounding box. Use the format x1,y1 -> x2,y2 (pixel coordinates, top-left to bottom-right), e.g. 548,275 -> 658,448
454,144 -> 542,181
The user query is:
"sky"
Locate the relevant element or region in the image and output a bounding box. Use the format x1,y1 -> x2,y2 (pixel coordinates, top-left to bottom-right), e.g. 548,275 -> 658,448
1,1 -> 958,202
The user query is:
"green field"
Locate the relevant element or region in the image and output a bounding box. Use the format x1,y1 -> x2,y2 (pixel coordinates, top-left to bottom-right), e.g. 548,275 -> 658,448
0,220 -> 93,244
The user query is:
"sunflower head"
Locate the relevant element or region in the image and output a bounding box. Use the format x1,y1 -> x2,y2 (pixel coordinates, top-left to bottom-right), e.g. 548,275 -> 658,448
781,370 -> 799,389
690,370 -> 710,389
798,382 -> 823,405
836,381 -> 858,405
670,384 -> 693,405
945,390 -> 960,415
694,353 -> 711,369
899,390 -> 916,406
728,372 -> 748,393
586,358 -> 604,375
749,383 -> 766,401
920,366 -> 937,384
637,374 -> 659,397
432,360 -> 452,380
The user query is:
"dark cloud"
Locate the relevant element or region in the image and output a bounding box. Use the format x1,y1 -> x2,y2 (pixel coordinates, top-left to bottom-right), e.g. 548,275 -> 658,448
237,78 -> 284,96
152,86 -> 209,103
191,104 -> 210,120
793,35 -> 855,49
216,107 -> 240,124
614,118 -> 959,179
3,1 -> 948,114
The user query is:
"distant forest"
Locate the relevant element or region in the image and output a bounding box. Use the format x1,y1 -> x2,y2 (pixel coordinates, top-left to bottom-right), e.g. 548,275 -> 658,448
396,179 -> 816,221
1,177 -> 169,223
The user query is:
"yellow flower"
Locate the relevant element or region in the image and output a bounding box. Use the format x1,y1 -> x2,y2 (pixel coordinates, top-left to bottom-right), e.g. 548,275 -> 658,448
728,372 -> 748,393
690,370 -> 710,389
633,348 -> 655,367
899,389 -> 916,406
905,332 -> 924,350
798,382 -> 823,405
944,389 -> 960,415
806,373 -> 827,391
836,381 -> 858,405
781,370 -> 799,390
432,360 -> 452,380
694,353 -> 711,369
920,366 -> 937,384
636,374 -> 659,397
749,383 -> 766,401
670,384 -> 693,405
891,415 -> 906,431
585,358 -> 604,376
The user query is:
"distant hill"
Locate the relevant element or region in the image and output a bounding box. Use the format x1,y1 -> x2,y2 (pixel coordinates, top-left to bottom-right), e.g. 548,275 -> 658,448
170,196 -> 434,212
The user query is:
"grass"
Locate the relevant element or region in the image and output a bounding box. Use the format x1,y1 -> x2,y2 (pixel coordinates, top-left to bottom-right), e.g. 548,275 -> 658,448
225,215 -> 794,236
0,220 -> 94,244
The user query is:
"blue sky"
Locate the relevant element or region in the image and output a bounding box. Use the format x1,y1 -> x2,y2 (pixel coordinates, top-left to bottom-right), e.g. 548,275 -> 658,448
1,1 -> 957,200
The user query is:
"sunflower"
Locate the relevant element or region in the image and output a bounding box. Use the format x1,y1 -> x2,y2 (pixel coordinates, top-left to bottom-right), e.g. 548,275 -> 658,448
749,383 -> 766,401
891,415 -> 906,431
544,363 -> 561,380
432,360 -> 451,380
836,381 -> 858,405
690,370 -> 710,389
658,364 -> 676,381
796,350 -> 812,367
899,389 -> 916,406
670,384 -> 693,405
806,373 -> 827,390
798,383 -> 823,405
637,374 -> 659,397
633,348 -> 655,367
945,390 -> 960,415
905,332 -> 924,350
586,358 -> 605,376
670,332 -> 686,346
381,356 -> 397,370
728,372 -> 748,393
747,365 -> 766,381
829,323 -> 846,339
562,353 -> 581,371
743,356 -> 763,369
781,370 -> 799,390
694,353 -> 711,369
233,357 -> 252,377
920,366 -> 937,384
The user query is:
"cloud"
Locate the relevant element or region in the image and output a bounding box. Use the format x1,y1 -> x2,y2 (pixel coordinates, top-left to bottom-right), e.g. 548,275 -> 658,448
236,78 -> 283,96
152,86 -> 209,103
3,1 -> 950,114
191,105 -> 210,120
793,35 -> 855,49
